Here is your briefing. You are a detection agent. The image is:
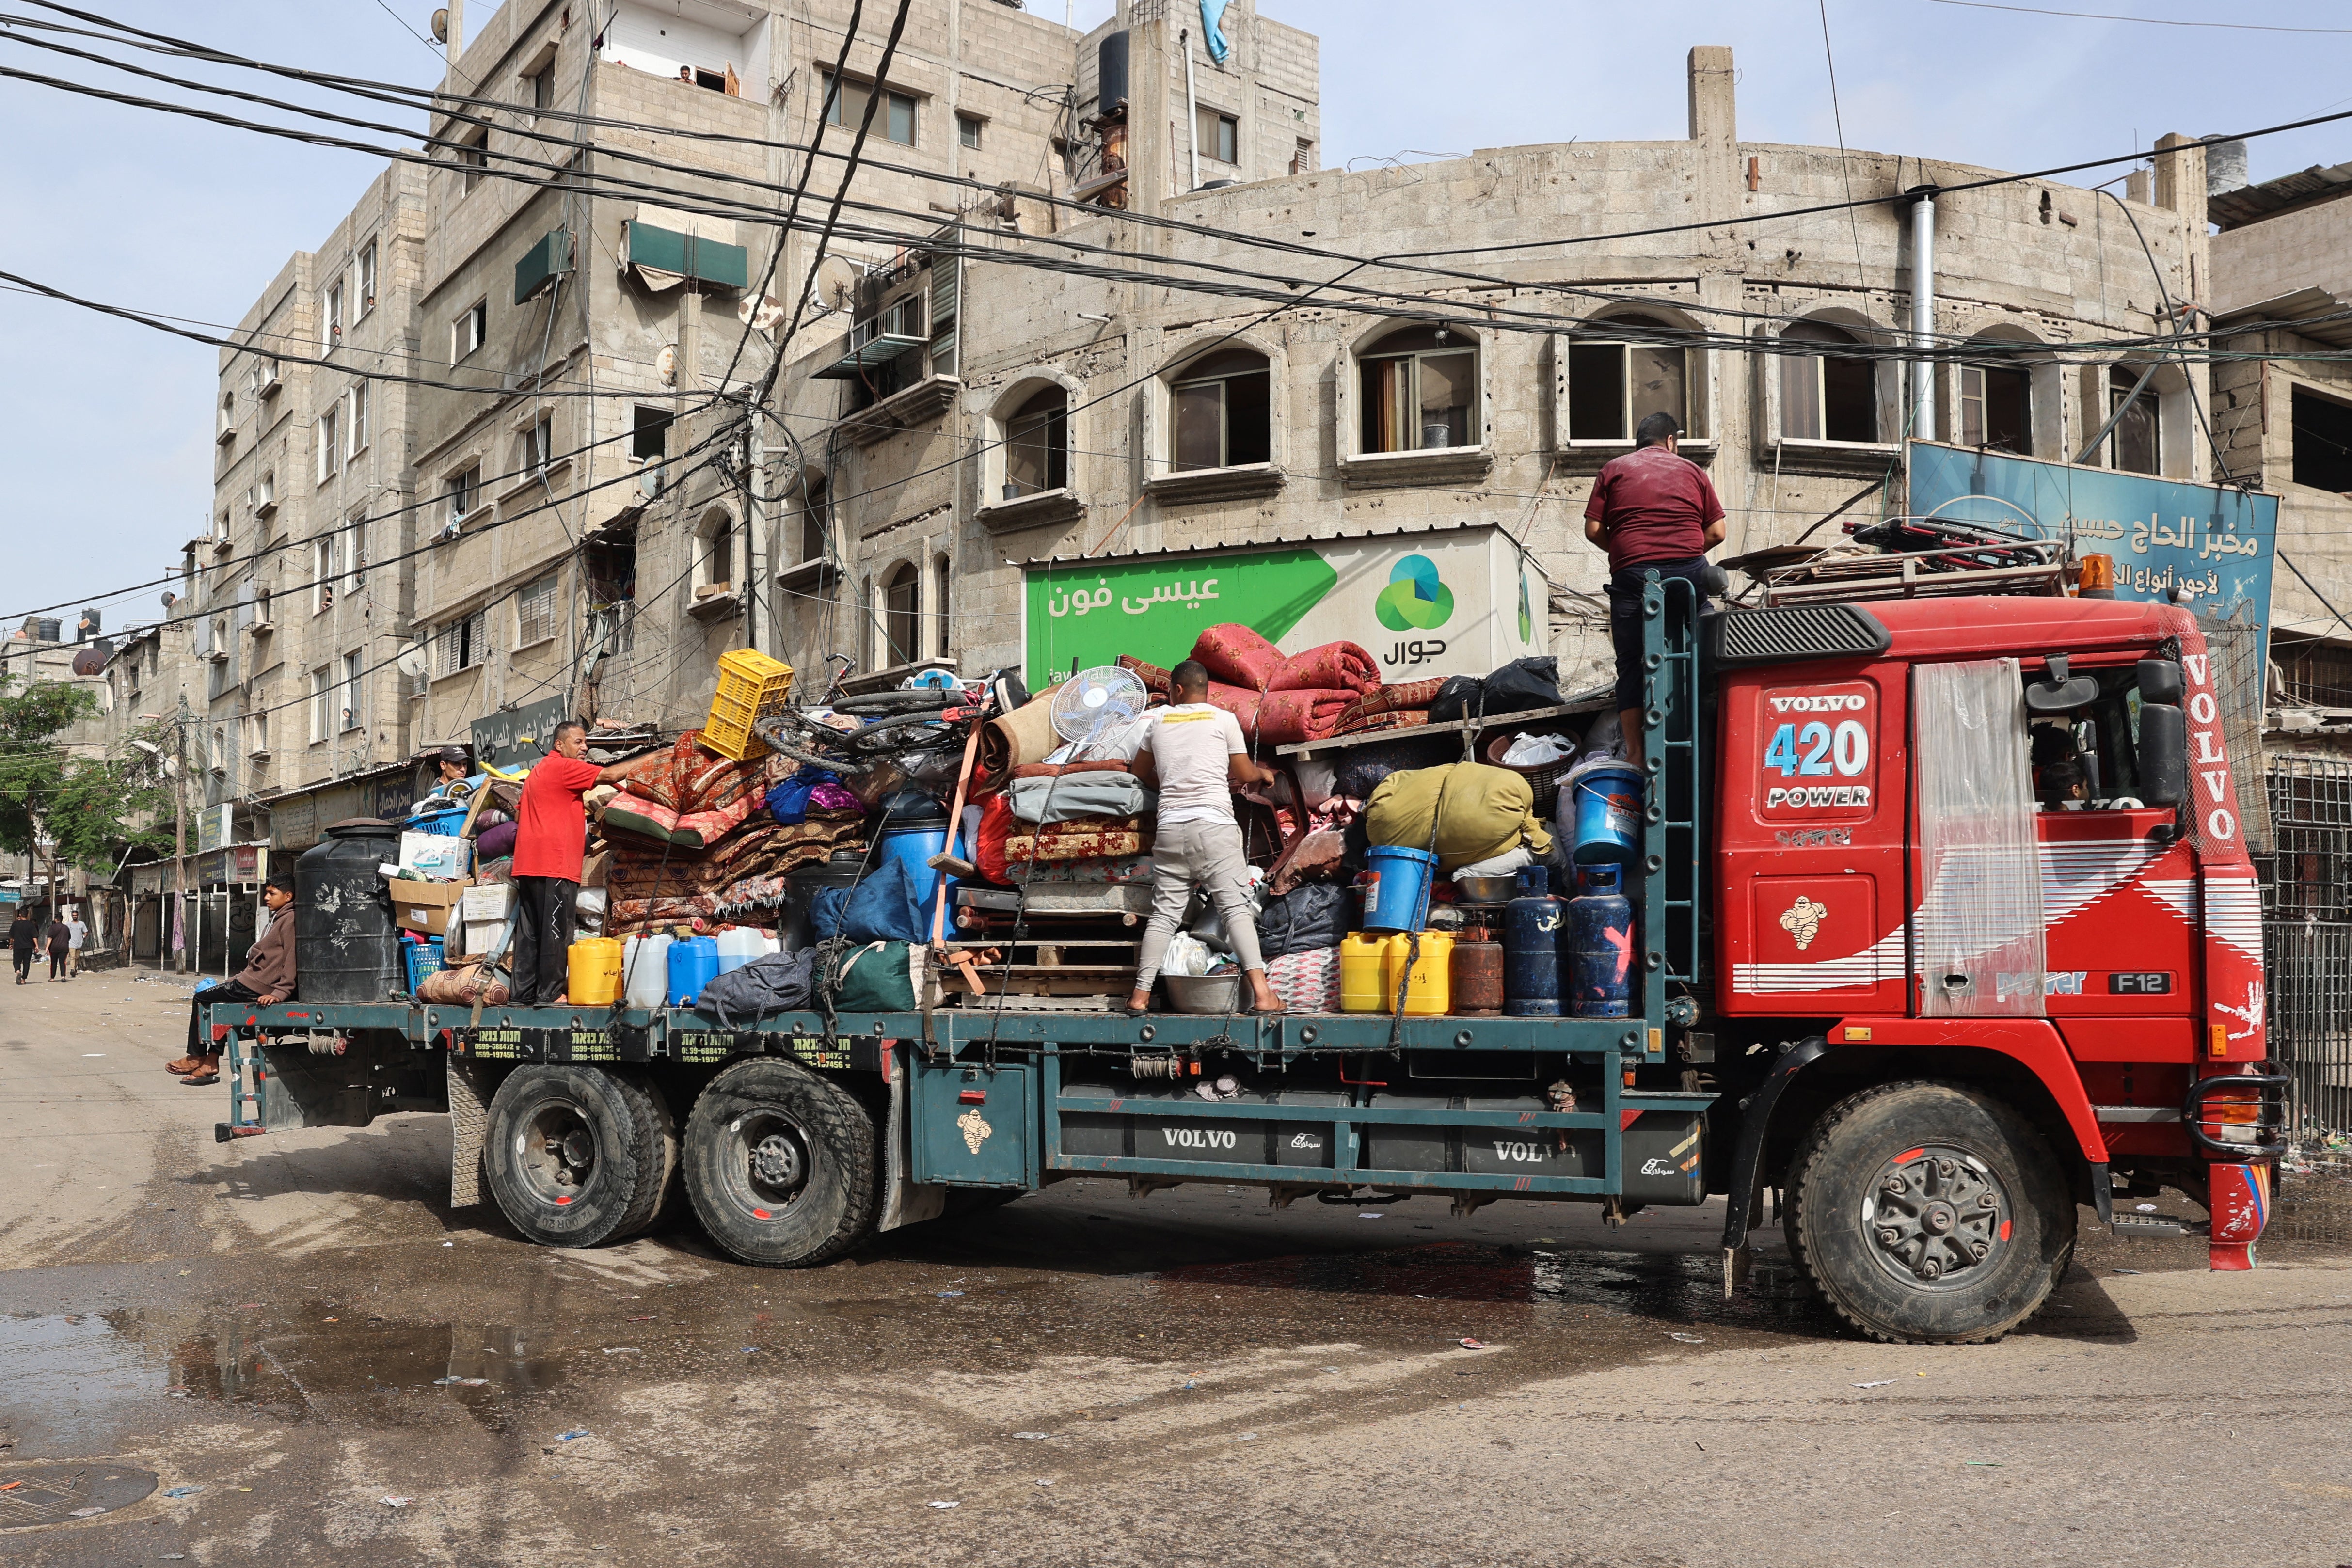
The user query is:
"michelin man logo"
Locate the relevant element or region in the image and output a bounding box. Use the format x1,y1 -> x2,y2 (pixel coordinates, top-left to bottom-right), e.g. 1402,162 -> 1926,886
1778,895 -> 1828,951
957,1109 -> 992,1154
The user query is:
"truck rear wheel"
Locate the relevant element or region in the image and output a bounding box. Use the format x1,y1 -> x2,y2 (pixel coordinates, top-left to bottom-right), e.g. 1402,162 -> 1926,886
483,1065 -> 672,1247
683,1058 -> 878,1267
1783,1080 -> 2074,1345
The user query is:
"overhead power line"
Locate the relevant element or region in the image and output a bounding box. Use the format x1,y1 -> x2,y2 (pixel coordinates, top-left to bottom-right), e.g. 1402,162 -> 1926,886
1926,1 -> 2352,34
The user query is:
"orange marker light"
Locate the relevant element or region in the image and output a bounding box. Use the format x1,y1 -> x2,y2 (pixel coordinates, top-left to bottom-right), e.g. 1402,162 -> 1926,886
2079,553 -> 2117,599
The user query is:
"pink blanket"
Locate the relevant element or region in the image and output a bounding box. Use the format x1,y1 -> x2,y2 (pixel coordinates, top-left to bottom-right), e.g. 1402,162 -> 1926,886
1270,640 -> 1380,696
1192,624 -> 1286,692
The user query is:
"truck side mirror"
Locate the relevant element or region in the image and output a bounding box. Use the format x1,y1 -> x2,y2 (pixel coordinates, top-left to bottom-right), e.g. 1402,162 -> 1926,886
2136,657 -> 2183,706
2139,701 -> 2188,807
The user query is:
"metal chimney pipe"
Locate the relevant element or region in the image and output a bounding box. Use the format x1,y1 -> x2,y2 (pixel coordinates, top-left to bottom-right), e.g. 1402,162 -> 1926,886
1908,186 -> 1937,442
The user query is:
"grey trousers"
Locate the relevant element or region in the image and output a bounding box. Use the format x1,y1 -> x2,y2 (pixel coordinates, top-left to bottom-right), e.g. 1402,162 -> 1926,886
1135,818 -> 1266,986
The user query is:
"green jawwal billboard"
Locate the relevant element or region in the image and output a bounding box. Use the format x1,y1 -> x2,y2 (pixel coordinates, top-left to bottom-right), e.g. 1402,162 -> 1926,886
1025,525 -> 1546,686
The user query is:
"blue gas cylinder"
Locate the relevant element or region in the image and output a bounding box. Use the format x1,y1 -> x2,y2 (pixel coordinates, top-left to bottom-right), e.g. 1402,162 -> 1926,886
1503,864 -> 1565,1017
1568,863 -> 1635,1019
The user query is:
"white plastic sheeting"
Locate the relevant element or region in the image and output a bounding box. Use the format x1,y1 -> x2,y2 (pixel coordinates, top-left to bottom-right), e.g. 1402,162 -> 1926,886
1913,658 -> 2046,1017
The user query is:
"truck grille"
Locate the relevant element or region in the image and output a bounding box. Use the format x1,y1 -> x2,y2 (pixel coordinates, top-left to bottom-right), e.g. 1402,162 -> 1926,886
1710,604 -> 1891,665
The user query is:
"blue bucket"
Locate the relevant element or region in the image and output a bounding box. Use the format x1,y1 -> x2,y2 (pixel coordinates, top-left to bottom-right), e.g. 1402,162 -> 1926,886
1570,764 -> 1645,864
1361,846 -> 1437,933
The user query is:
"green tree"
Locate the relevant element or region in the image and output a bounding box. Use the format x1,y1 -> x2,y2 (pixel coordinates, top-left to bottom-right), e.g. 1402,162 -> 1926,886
0,675 -> 175,908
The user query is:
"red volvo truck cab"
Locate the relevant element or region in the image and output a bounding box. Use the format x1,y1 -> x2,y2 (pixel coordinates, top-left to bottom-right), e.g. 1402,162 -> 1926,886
1707,594 -> 2282,1341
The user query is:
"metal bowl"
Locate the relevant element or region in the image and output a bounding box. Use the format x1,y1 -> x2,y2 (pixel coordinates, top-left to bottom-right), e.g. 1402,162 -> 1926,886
1453,874 -> 1518,904
1160,972 -> 1245,1014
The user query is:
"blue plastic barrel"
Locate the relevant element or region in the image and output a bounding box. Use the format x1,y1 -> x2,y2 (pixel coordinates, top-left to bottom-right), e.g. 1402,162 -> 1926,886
1504,879 -> 1566,1017
1570,763 -> 1645,864
1360,846 -> 1437,933
876,821 -> 950,929
1568,863 -> 1635,1018
667,935 -> 719,1006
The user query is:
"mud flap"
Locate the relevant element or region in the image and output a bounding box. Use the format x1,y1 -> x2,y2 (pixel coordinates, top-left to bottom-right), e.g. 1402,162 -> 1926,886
446,1055 -> 495,1210
879,1044 -> 946,1233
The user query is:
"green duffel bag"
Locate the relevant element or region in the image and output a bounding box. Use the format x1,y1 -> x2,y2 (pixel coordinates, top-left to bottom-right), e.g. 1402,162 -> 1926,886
829,940 -> 922,1012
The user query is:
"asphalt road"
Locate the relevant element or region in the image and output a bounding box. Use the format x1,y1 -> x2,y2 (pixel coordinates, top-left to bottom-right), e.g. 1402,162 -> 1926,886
3,971 -> 2350,1567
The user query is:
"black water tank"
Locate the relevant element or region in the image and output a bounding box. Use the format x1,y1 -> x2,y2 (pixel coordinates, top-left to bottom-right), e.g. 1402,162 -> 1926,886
1097,29 -> 1129,112
782,847 -> 872,951
296,818 -> 404,1003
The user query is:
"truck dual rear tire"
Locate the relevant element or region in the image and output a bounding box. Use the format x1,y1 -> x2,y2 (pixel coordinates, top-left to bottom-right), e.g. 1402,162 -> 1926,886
482,1065 -> 676,1247
1783,1080 -> 2075,1345
683,1057 -> 879,1267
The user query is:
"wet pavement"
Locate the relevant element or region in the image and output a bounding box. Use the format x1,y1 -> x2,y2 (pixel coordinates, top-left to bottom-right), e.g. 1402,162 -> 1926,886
5,974 -> 2352,1566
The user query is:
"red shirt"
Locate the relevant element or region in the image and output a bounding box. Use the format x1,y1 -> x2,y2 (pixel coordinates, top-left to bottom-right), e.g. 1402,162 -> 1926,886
1584,445 -> 1726,572
511,754 -> 605,881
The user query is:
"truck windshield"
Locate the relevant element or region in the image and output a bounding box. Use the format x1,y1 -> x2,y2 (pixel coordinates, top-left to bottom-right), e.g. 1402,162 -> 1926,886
2026,665 -> 2146,809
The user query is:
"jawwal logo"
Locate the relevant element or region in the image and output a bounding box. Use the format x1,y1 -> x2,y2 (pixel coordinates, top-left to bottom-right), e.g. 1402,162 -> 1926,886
1375,554 -> 1455,632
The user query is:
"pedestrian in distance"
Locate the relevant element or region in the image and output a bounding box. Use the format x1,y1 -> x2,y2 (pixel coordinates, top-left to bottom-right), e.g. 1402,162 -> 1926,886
1583,410 -> 1727,769
1125,660 -> 1287,1019
64,906 -> 85,978
508,720 -> 629,1008
7,908 -> 33,984
165,868 -> 299,1086
43,912 -> 69,982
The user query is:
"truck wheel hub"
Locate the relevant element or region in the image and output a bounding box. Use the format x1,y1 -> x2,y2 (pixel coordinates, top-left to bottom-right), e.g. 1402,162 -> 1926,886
1863,1143 -> 2008,1289
751,1132 -> 803,1189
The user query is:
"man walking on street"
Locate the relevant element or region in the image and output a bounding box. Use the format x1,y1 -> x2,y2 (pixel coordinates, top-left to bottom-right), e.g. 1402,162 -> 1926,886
1583,410 -> 1726,768
43,912 -> 69,982
164,869 -> 298,1085
1126,661 -> 1286,1018
510,721 -> 628,1007
8,908 -> 33,984
64,907 -> 85,978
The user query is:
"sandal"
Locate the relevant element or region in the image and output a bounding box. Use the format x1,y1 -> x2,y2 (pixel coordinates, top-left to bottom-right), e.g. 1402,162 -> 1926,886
1247,1002 -> 1288,1018
179,1071 -> 220,1087
163,1057 -> 203,1075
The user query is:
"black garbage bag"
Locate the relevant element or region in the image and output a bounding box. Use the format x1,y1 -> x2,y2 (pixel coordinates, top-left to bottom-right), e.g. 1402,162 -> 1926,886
1427,674 -> 1484,725
1479,656 -> 1563,716
1258,883 -> 1348,960
699,948 -> 818,1028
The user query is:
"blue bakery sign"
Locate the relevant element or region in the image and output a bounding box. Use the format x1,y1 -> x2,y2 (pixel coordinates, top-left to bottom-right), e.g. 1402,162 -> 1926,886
1908,440 -> 2277,664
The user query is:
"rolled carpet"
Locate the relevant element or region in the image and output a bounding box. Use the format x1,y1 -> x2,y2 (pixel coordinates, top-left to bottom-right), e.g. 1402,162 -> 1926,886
975,689 -> 1062,795
1269,640 -> 1379,695
1191,623 -> 1285,692
1338,677 -> 1446,727
1250,688 -> 1354,746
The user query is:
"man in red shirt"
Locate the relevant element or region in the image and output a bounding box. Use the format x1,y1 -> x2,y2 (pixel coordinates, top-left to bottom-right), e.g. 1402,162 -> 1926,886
510,720 -> 628,1006
1583,411 -> 1727,767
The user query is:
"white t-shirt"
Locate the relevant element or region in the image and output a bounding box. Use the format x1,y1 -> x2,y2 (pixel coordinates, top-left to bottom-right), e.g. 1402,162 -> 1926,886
65,919 -> 85,950
1145,703 -> 1246,826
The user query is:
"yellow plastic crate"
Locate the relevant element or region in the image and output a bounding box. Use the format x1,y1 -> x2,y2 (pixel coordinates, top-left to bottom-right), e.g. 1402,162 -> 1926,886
701,648 -> 795,760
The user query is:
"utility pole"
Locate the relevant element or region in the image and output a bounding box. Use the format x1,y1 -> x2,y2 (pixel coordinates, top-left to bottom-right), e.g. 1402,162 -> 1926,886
173,697 -> 189,973
745,416 -> 768,657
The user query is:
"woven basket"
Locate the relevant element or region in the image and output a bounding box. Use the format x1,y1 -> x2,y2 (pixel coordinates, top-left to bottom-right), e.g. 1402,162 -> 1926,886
1480,731 -> 1573,816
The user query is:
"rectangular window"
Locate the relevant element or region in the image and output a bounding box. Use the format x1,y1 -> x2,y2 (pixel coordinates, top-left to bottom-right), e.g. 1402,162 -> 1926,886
309,667 -> 331,743
1359,344 -> 1478,454
516,573 -> 559,647
824,72 -> 916,145
957,112 -> 982,150
345,382 -> 368,458
453,300 -> 487,363
1567,333 -> 1689,444
316,407 -> 340,484
340,650 -> 363,731
313,535 -> 338,613
1172,364 -> 1271,471
632,404 -> 672,460
1292,137 -> 1315,176
355,240 -> 377,318
1196,107 -> 1238,165
445,465 -> 480,529
527,62 -> 554,113
433,609 -> 488,677
1958,364 -> 2032,455
458,125 -> 489,193
2109,367 -> 2160,475
246,710 -> 269,757
323,281 -> 342,347
2290,386 -> 2352,492
523,411 -> 554,473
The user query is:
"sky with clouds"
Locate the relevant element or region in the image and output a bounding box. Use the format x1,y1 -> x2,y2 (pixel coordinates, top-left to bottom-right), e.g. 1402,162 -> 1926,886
0,0 -> 2346,629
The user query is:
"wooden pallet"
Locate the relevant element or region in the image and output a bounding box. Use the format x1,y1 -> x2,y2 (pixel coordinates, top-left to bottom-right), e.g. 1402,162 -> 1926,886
938,938 -> 1137,999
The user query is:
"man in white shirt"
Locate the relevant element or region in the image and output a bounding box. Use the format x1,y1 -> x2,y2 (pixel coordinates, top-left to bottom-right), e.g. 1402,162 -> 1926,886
64,908 -> 86,978
1126,660 -> 1286,1016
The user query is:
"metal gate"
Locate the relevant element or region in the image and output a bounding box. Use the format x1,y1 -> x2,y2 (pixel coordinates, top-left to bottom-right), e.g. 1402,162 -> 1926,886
2264,757 -> 2352,1138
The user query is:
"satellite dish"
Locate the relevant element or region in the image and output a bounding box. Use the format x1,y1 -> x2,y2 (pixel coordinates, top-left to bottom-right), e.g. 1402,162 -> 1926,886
160,591 -> 176,609
738,294 -> 786,333
1049,665 -> 1147,744
431,7 -> 449,43
639,463 -> 667,500
656,344 -> 678,386
813,255 -> 858,311
70,649 -> 105,676
396,647 -> 429,680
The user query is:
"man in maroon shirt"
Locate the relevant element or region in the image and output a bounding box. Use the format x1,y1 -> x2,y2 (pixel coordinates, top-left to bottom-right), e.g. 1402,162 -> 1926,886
510,720 -> 630,1006
1584,411 -> 1727,767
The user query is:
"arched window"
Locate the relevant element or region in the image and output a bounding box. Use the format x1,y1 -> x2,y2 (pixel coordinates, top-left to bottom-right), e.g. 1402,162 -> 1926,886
1957,337 -> 2035,456
882,561 -> 920,667
1171,348 -> 1271,471
932,552 -> 953,658
800,479 -> 829,566
1358,325 -> 1478,454
1003,385 -> 1068,496
2106,365 -> 2161,475
1567,314 -> 1689,443
696,506 -> 735,600
1780,320 -> 1878,444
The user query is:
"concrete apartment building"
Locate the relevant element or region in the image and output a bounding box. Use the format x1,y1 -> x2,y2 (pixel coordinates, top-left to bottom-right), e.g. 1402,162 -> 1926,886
773,11 -> 2212,698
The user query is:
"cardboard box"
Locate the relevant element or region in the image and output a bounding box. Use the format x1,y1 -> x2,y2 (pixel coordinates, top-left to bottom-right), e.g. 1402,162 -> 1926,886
389,878 -> 467,937
398,831 -> 471,881
459,917 -> 510,958
460,882 -> 514,923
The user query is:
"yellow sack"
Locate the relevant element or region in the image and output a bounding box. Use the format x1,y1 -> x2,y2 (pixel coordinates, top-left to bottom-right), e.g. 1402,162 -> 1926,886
1364,763 -> 1553,871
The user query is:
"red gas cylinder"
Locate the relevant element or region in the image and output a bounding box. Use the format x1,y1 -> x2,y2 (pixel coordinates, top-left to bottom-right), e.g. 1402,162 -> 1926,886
1451,936 -> 1504,1016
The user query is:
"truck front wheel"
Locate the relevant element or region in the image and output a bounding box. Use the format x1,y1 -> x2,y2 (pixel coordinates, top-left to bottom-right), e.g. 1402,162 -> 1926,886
1784,1080 -> 2075,1345
683,1058 -> 878,1267
482,1065 -> 673,1247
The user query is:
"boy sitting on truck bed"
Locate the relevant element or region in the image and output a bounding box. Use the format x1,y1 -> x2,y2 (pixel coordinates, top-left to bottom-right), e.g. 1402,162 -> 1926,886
166,868 -> 297,1087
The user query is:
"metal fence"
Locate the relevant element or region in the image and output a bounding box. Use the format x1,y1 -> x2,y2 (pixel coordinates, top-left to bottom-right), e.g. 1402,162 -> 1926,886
2264,755 -> 2352,1137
